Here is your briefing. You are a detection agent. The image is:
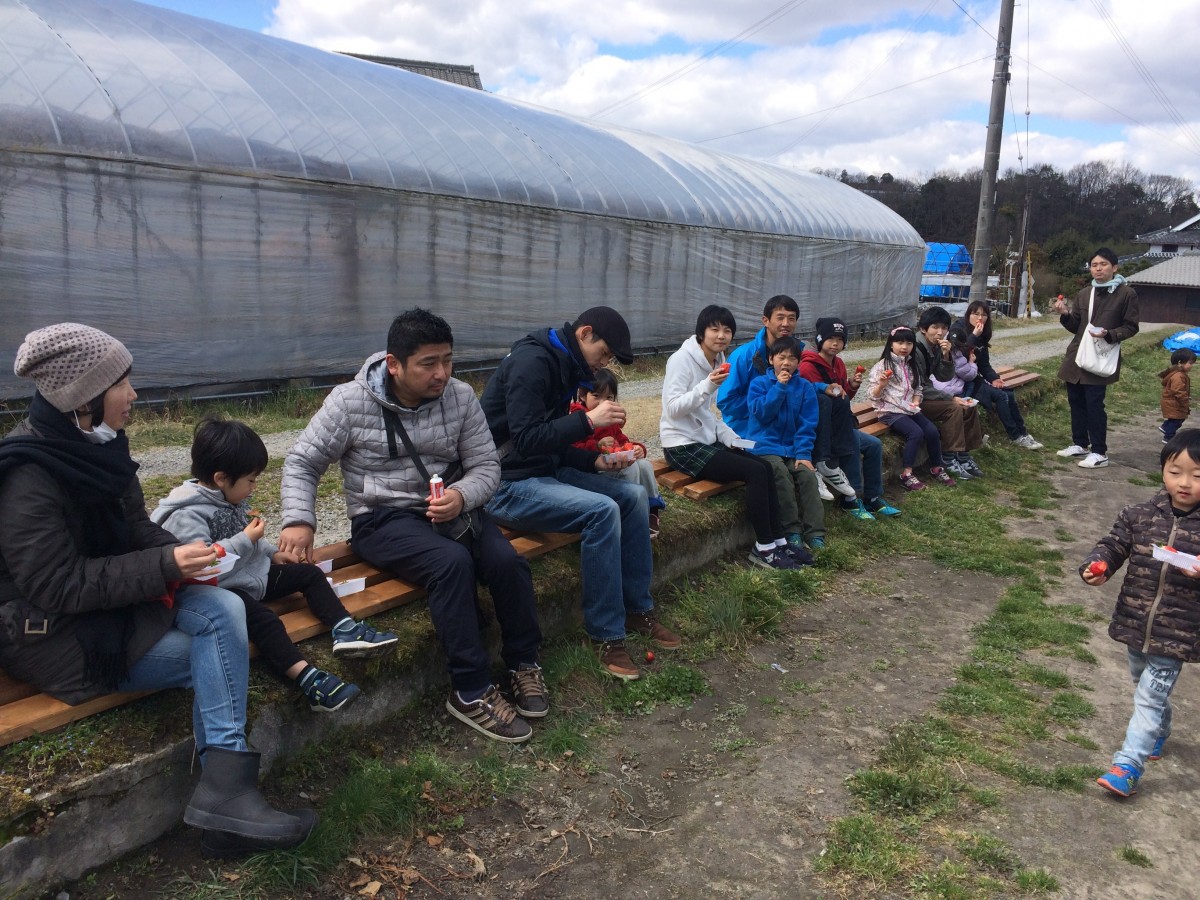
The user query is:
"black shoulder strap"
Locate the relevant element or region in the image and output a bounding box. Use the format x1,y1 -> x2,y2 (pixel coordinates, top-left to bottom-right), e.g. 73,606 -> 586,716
381,407 -> 462,484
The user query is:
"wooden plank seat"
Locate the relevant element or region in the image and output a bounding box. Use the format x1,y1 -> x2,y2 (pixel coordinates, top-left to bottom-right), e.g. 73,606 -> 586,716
0,526 -> 580,749
653,366 -> 1042,497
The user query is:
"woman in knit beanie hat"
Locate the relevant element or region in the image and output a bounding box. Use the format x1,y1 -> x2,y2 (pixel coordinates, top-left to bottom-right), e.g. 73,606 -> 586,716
1,324 -> 315,857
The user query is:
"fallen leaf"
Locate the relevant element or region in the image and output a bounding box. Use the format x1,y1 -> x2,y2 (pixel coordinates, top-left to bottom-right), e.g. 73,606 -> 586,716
358,881 -> 382,897
400,868 -> 422,885
347,856 -> 366,868
220,872 -> 241,882
349,873 -> 371,888
464,847 -> 487,880
425,834 -> 444,849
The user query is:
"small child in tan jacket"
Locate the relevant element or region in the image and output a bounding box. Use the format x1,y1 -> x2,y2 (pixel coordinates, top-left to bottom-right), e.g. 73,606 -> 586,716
1159,348 -> 1195,443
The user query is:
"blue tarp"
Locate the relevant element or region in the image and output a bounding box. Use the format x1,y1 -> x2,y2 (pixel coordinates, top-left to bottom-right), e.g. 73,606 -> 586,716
924,243 -> 973,274
1164,329 -> 1200,351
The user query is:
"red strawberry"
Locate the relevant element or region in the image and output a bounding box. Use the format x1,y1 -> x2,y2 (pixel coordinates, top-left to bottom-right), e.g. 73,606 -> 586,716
719,362 -> 731,374
213,543 -> 226,559
1089,561 -> 1108,576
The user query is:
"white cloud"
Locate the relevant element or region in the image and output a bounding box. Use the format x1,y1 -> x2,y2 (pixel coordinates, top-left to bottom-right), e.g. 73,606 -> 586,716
267,0 -> 1200,186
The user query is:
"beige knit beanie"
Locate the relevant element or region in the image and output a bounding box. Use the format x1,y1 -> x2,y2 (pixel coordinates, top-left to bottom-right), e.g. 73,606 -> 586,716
14,323 -> 133,413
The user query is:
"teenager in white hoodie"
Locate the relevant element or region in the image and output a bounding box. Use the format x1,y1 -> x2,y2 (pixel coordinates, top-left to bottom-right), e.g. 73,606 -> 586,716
660,305 -> 805,570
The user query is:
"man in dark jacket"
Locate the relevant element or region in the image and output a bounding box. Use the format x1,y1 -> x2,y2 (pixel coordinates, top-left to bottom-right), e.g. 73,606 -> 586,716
481,307 -> 679,681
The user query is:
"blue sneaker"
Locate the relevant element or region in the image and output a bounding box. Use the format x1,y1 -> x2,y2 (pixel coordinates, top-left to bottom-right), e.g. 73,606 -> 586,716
333,619 -> 399,659
1149,735 -> 1167,761
806,536 -> 826,551
840,498 -> 876,521
299,668 -> 361,713
866,497 -> 902,517
1097,763 -> 1140,797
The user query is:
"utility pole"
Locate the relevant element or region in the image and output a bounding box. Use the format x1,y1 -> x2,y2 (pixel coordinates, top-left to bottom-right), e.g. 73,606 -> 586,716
968,0 -> 1016,304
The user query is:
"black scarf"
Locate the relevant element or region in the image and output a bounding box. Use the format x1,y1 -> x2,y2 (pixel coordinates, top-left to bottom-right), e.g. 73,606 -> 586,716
0,393 -> 142,689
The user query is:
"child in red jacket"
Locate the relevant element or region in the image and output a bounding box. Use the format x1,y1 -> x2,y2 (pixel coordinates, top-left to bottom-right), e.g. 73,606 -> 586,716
571,369 -> 666,537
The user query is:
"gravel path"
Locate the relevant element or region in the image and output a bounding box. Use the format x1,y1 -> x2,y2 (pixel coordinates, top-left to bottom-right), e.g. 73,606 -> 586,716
131,320 -> 1177,544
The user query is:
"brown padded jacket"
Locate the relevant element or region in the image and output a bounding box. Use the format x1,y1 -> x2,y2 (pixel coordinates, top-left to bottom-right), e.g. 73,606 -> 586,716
1082,491 -> 1200,661
1159,366 -> 1191,420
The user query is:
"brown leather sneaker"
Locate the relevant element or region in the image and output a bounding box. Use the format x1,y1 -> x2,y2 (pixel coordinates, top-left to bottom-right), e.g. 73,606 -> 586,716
625,611 -> 682,650
593,640 -> 640,681
509,663 -> 549,718
445,686 -> 532,743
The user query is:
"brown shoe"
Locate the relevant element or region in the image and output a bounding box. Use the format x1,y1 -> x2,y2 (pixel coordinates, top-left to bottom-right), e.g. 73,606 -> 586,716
593,640 -> 640,681
625,611 -> 682,650
509,663 -> 549,718
445,686 -> 532,743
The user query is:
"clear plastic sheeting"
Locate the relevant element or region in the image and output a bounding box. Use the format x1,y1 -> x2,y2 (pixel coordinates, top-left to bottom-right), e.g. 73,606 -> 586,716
0,0 -> 925,397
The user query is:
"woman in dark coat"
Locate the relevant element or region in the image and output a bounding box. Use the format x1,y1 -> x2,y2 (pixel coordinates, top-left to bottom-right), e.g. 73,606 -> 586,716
0,323 -> 314,858
1052,247 -> 1140,469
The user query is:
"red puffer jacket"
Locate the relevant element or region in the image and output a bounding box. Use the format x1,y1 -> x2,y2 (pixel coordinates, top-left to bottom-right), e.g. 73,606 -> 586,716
1083,490 -> 1200,661
568,402 -> 647,456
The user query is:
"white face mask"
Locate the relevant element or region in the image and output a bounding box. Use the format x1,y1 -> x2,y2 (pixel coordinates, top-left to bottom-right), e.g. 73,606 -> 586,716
73,410 -> 120,444
79,421 -> 119,444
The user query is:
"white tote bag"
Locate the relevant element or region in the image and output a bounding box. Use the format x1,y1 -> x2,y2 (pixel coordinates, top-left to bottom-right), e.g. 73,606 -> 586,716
1075,288 -> 1121,377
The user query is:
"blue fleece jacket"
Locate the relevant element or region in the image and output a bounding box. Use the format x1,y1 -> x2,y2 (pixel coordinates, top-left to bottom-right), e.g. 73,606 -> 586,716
718,327 -> 821,435
745,371 -> 820,461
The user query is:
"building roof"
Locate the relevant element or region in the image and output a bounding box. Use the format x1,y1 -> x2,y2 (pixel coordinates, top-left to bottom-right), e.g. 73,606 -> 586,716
0,0 -> 922,247
1136,212 -> 1200,244
338,54 -> 483,89
1126,255 -> 1200,288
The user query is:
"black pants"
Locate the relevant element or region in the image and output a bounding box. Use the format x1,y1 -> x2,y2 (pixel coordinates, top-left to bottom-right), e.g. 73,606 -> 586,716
236,563 -> 350,675
696,446 -> 782,543
813,392 -> 859,466
351,508 -> 542,693
1066,381 -> 1108,455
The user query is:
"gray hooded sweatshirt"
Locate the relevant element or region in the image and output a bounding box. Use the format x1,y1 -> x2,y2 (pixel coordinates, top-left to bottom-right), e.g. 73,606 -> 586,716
151,481 -> 277,600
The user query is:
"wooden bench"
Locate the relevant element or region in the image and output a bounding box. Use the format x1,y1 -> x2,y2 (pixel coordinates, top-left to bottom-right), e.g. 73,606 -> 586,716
654,365 -> 1041,499
0,527 -> 580,749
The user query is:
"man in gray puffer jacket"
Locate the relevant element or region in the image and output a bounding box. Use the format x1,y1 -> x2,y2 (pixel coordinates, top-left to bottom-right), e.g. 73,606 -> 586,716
278,309 -> 544,744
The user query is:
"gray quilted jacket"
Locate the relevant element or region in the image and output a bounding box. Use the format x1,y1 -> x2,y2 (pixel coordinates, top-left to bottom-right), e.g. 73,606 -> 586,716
281,353 -> 499,530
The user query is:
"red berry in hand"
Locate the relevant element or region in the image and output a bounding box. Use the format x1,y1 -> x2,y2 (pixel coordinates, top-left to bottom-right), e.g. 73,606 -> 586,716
1089,560 -> 1107,576
719,362 -> 731,374
645,650 -> 655,662
855,365 -> 866,375
213,543 -> 226,559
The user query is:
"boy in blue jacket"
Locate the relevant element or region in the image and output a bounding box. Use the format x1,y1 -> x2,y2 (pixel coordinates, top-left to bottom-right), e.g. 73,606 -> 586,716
747,336 -> 826,553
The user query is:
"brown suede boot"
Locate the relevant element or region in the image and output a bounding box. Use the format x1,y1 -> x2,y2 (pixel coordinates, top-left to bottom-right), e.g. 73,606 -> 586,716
592,639 -> 640,681
625,611 -> 682,650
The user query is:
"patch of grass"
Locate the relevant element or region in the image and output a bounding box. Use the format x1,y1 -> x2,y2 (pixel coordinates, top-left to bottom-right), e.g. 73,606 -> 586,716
605,663 -> 709,716
1053,527 -> 1074,542
1063,732 -> 1101,751
813,814 -> 920,883
1119,845 -> 1153,868
954,832 -> 1020,875
1014,867 -> 1060,892
847,765 -> 965,820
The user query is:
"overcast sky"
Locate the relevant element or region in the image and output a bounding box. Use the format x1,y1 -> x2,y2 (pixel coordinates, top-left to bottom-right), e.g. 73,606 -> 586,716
144,0 -> 1200,191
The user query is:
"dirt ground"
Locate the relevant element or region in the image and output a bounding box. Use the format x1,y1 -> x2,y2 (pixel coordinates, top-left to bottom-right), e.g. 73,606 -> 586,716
369,412 -> 1200,900
64,411 -> 1200,899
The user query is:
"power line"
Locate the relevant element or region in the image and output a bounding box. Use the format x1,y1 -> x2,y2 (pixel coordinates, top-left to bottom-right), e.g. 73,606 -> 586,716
697,55 -> 992,144
772,0 -> 941,157
1087,0 -> 1200,155
589,0 -> 811,119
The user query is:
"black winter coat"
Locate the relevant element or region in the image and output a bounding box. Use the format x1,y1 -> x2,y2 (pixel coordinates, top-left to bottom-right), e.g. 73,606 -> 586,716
0,422 -> 181,704
480,326 -> 600,480
1083,491 -> 1200,661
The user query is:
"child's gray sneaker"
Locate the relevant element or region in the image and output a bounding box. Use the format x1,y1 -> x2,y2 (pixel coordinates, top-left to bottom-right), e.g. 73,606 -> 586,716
332,619 -> 399,659
815,462 -> 857,498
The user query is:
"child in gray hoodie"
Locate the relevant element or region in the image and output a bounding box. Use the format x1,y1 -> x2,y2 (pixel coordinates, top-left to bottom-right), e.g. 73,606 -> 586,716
152,418 -> 398,711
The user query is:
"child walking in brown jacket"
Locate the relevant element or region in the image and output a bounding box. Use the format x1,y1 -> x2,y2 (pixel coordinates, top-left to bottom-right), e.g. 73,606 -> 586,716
1081,429 -> 1200,798
1159,348 -> 1195,443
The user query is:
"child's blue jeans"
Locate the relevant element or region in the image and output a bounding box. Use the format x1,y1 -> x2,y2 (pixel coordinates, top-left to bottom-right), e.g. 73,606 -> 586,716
1162,418 -> 1185,441
1113,649 -> 1183,772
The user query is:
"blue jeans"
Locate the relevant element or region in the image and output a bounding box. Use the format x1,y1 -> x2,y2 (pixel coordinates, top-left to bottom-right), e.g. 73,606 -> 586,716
968,379 -> 1027,439
487,468 -> 653,642
1113,649 -> 1182,771
843,430 -> 884,503
117,585 -> 249,754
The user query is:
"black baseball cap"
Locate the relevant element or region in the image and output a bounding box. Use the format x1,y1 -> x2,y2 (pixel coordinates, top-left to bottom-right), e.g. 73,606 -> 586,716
573,306 -> 634,364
